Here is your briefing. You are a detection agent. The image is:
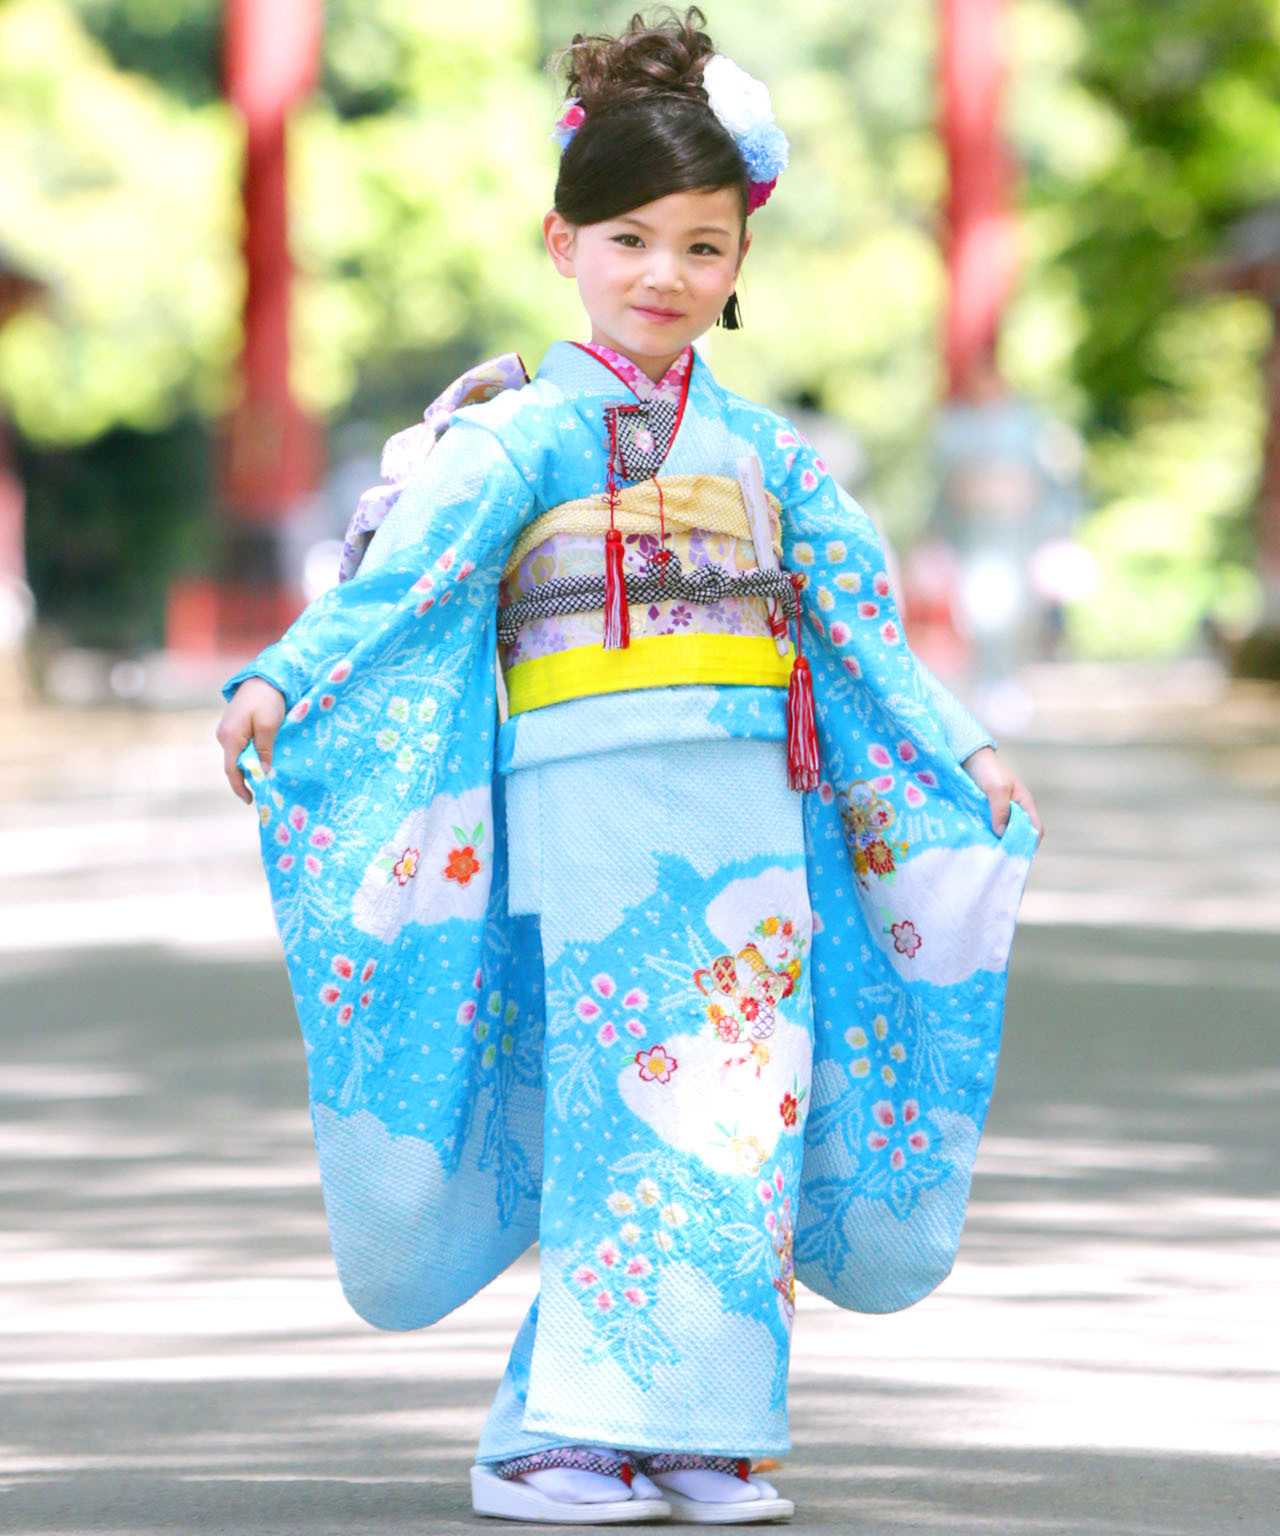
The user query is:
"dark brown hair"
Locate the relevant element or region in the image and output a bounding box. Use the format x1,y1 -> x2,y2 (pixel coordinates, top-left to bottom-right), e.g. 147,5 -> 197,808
551,8 -> 748,230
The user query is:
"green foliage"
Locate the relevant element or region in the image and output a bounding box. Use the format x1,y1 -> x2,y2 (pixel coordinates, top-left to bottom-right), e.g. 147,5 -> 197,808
2,0 -> 1277,654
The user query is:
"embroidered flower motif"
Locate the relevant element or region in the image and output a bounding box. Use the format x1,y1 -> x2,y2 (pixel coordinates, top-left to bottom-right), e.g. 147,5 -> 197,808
393,847 -> 419,885
594,1290 -> 614,1312
891,920 -> 923,958
865,839 -> 896,876
622,1287 -> 648,1307
867,1099 -> 930,1169
635,1178 -> 661,1207
635,1045 -> 678,1083
596,1239 -> 620,1268
606,1191 -> 636,1217
660,1202 -> 688,1228
779,1091 -> 799,1127
847,1013 -> 907,1085
620,1221 -> 641,1245
668,604 -> 692,629
654,1229 -> 674,1252
625,1254 -> 651,1277
573,1266 -> 599,1287
443,845 -> 481,885
332,956 -> 355,981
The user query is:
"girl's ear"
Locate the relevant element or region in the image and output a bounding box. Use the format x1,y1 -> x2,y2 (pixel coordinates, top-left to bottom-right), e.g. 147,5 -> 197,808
543,210 -> 578,276
735,226 -> 753,279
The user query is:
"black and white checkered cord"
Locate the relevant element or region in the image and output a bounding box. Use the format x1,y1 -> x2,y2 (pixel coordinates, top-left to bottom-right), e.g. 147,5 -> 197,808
497,550 -> 798,647
493,1446 -> 635,1481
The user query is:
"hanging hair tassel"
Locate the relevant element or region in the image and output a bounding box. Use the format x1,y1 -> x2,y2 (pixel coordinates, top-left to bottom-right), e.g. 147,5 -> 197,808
603,526 -> 630,650
602,408 -> 630,649
786,574 -> 820,791
718,290 -> 742,331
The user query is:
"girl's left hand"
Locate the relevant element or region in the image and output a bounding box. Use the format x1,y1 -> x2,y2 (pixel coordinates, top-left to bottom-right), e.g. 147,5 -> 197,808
960,746 -> 1044,845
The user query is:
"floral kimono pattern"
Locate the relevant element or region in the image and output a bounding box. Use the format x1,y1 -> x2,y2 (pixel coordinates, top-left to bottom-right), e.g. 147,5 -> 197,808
225,340 -> 1037,1455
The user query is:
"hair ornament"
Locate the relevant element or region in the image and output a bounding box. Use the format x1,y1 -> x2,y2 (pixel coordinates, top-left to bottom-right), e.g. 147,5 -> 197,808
551,97 -> 585,149
701,54 -> 789,210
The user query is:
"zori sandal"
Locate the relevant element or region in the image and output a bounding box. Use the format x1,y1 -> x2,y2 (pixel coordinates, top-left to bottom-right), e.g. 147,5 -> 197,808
471,1446 -> 673,1524
641,1455 -> 794,1525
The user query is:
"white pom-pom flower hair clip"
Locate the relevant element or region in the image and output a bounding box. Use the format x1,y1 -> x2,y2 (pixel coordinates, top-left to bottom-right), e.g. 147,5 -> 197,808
550,53 -> 789,212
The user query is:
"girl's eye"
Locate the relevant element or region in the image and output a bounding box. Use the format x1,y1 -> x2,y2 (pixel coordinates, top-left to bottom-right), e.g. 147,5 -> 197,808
690,243 -> 723,256
612,234 -> 643,248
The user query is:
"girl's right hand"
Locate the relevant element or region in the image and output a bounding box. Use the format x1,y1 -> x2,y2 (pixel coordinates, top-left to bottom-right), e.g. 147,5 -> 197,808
216,677 -> 287,804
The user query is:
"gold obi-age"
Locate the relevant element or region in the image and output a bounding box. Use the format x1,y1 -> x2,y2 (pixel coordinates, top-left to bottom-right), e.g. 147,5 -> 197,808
499,475 -> 796,715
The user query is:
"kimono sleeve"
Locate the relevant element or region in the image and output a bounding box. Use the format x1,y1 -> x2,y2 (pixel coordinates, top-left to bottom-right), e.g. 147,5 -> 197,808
222,419 -> 531,709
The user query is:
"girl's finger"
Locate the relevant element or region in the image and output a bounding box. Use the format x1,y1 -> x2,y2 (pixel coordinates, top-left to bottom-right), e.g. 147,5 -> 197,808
220,724 -> 252,805
1013,781 -> 1045,840
253,720 -> 276,776
989,780 -> 1013,837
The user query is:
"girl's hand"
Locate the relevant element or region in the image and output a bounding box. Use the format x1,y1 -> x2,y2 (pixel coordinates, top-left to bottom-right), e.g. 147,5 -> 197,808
960,745 -> 1044,845
216,677 -> 286,805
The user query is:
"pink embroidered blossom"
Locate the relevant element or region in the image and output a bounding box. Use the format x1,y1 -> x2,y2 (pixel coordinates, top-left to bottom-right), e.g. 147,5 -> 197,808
337,1003 -> 354,1025
436,548 -> 455,571
873,572 -> 891,596
319,693 -> 335,710
594,1290 -> 614,1312
858,601 -> 879,620
360,991 -> 373,1008
635,1045 -> 678,1083
276,853 -> 294,871
361,959 -> 376,983
457,1001 -> 476,1025
757,1180 -> 774,1203
287,700 -> 309,722
329,660 -> 352,683
897,740 -> 918,763
332,956 -> 355,980
596,1240 -> 620,1268
829,621 -> 851,646
310,827 -> 335,849
881,621 -> 900,644
843,657 -> 862,678
304,855 -> 322,876
625,1255 -> 651,1277
575,997 -> 602,1022
625,1019 -> 645,1037
867,745 -> 893,767
319,984 -> 341,1005
891,920 -> 922,958
622,1287 -> 647,1307
573,1266 -> 598,1287
275,825 -> 290,845
597,1022 -> 618,1045
591,973 -> 617,998
622,987 -> 648,1009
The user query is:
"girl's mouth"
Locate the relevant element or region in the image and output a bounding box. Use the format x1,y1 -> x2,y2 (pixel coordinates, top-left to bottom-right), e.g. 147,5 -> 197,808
633,305 -> 684,323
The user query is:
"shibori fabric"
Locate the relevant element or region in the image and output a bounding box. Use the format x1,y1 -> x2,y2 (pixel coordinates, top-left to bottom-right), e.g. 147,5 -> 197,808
477,735 -> 809,1460
223,342 -> 1037,1365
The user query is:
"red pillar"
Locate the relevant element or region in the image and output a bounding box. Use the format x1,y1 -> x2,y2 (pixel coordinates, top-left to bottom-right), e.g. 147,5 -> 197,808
168,0 -> 323,656
939,0 -> 1018,402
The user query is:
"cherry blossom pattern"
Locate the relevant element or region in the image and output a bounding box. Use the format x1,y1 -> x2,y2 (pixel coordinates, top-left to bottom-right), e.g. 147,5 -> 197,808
845,1011 -> 908,1088
572,972 -> 650,1047
634,1045 -> 678,1084
757,1165 -> 796,1321
273,801 -> 336,877
317,953 -> 381,1105
860,1099 -> 945,1217
890,919 -> 923,959
392,848 -> 419,885
566,1182 -> 677,1388
779,1074 -> 808,1130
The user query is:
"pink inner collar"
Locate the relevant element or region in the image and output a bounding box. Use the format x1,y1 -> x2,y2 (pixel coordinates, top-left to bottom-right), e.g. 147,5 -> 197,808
580,342 -> 692,405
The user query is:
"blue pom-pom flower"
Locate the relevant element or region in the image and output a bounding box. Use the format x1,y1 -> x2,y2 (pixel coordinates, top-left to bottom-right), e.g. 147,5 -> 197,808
738,121 -> 789,183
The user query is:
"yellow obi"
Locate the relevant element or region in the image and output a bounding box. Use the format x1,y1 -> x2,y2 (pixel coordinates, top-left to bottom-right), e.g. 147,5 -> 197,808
500,476 -> 795,715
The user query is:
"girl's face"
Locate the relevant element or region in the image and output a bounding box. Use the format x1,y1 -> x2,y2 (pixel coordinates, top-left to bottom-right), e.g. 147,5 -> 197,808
544,187 -> 750,381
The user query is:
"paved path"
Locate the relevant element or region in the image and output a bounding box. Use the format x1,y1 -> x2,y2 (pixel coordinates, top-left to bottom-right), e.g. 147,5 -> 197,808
1,662 -> 1277,1534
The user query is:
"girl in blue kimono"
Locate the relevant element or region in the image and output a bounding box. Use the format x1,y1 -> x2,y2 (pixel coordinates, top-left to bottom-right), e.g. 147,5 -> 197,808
217,8 -> 1042,1525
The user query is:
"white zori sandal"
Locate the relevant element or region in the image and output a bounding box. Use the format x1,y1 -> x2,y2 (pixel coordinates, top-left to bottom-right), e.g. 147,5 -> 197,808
471,1445 -> 672,1523
639,1454 -> 794,1524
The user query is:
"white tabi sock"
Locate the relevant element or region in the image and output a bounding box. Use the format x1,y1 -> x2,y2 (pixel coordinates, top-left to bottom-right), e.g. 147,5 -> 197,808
651,1467 -> 776,1503
515,1445 -> 638,1504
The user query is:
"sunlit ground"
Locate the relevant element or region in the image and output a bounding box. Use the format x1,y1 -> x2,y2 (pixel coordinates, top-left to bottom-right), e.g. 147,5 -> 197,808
0,660 -> 1277,1534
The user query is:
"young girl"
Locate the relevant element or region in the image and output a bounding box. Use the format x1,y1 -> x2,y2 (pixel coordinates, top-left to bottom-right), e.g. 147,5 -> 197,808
218,9 -> 1041,1524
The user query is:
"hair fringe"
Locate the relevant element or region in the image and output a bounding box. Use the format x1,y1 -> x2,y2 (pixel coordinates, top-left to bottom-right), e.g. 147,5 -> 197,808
551,7 -> 716,115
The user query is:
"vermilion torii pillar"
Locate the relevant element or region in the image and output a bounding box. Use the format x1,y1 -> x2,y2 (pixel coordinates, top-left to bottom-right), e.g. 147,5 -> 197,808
169,0 -> 323,655
939,0 -> 1018,403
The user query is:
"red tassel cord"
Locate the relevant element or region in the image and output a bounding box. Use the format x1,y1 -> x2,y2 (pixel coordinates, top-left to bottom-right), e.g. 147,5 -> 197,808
602,408 -> 630,649
653,476 -> 671,588
786,574 -> 821,791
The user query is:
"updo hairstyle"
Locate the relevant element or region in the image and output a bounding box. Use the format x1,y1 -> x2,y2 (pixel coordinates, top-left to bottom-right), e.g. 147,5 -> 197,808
552,8 -> 749,234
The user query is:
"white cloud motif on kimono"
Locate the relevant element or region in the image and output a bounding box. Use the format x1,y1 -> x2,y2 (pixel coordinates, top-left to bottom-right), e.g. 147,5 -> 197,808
351,785 -> 492,941
863,844 -> 1031,985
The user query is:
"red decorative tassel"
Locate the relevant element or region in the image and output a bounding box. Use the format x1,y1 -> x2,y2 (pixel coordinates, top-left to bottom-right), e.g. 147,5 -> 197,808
603,526 -> 630,650
787,575 -> 820,791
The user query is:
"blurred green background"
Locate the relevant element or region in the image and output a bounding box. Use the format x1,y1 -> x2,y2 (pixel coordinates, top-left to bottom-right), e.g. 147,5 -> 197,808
2,0 -> 1278,656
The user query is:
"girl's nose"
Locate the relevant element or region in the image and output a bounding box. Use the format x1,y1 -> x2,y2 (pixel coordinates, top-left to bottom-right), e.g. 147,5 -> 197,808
645,251 -> 684,292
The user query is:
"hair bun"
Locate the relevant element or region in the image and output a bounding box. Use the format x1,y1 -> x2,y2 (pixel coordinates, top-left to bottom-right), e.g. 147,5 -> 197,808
557,6 -> 715,116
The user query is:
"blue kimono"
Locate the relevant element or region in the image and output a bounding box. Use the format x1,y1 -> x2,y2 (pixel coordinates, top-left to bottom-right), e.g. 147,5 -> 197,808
226,341 -> 1037,1460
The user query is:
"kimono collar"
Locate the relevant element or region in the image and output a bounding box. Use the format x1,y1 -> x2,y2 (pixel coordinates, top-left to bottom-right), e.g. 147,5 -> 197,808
574,342 -> 693,406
